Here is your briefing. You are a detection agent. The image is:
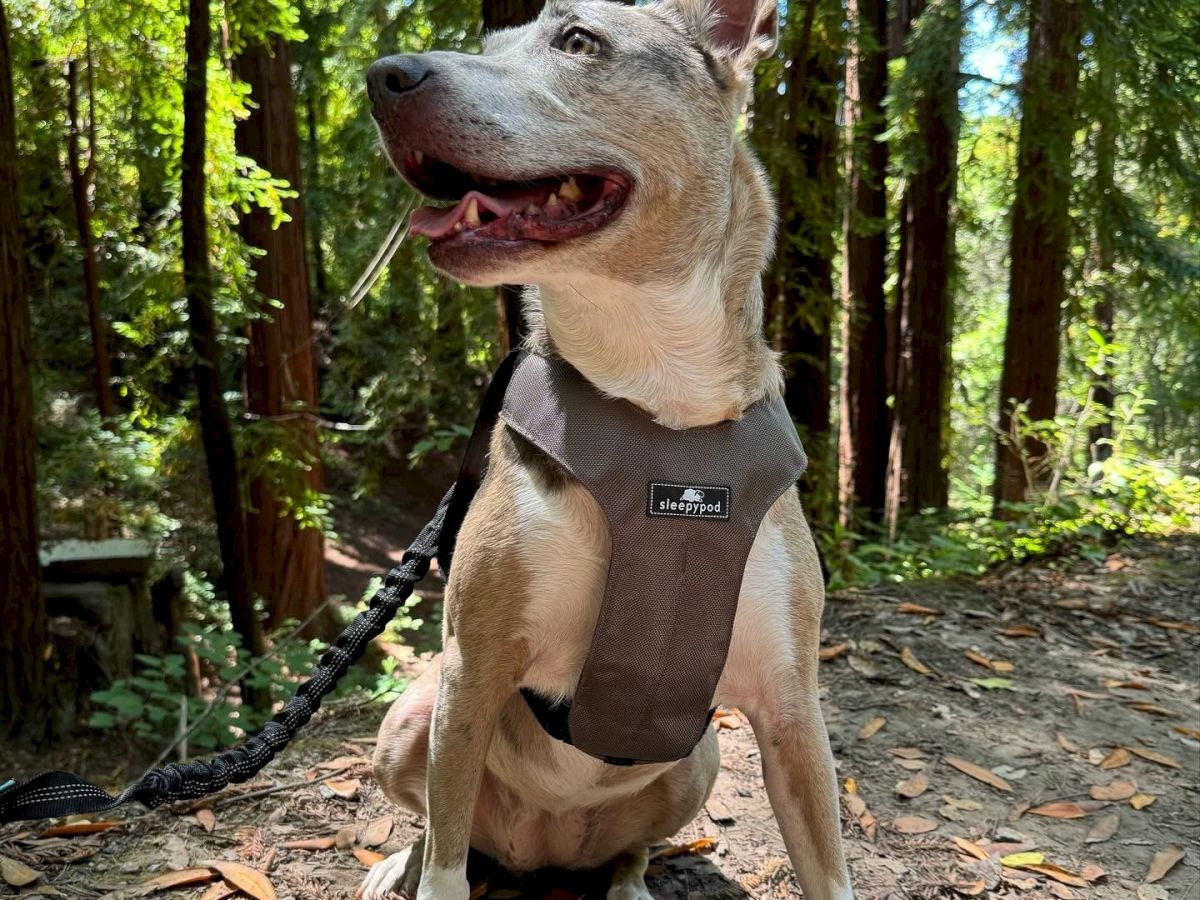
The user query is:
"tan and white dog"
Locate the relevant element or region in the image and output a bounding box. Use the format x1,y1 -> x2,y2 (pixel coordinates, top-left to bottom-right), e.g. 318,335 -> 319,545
360,1 -> 853,898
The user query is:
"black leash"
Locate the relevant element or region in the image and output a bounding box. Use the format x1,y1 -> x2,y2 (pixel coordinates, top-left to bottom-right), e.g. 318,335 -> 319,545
0,352 -> 520,826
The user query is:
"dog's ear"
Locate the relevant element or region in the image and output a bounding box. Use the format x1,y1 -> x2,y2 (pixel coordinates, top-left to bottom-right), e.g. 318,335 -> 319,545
669,0 -> 778,72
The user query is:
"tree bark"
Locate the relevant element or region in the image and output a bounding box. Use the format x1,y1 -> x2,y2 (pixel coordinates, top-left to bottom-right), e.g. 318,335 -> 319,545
66,55 -> 116,420
754,0 -> 839,524
182,0 -> 269,707
1088,56 -> 1117,466
0,0 -> 52,745
233,35 -> 329,636
885,0 -> 961,532
838,0 -> 891,526
993,0 -> 1083,514
481,0 -> 542,355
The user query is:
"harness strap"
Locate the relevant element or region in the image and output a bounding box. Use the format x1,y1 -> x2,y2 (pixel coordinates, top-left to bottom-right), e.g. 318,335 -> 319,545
0,354 -> 527,826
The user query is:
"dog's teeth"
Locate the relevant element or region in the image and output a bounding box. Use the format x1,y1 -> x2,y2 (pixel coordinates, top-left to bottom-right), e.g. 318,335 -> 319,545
525,203 -> 541,216
545,192 -> 561,210
454,221 -> 464,232
465,198 -> 481,227
559,177 -> 581,202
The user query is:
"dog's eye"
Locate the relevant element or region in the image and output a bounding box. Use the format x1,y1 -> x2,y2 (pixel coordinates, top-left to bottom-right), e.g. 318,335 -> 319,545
559,27 -> 600,56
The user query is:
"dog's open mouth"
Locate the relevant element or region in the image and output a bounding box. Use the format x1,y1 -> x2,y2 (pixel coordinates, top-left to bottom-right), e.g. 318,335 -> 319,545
403,152 -> 632,245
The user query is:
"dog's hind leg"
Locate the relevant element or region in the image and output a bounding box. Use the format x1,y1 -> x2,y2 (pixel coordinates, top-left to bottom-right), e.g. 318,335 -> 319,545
358,833 -> 425,900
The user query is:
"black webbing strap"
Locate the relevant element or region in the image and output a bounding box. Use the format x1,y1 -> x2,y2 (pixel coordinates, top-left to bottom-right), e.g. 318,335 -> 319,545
0,352 -> 524,826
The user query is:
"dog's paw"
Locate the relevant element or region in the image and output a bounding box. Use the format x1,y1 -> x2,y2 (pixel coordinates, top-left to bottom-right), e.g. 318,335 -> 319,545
358,845 -> 418,900
606,883 -> 655,900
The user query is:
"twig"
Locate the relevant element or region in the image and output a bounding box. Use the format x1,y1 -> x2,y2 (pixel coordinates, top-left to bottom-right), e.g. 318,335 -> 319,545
209,765 -> 353,811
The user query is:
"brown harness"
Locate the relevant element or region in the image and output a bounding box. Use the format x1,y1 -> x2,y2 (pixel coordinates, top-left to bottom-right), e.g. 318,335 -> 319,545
448,352 -> 807,765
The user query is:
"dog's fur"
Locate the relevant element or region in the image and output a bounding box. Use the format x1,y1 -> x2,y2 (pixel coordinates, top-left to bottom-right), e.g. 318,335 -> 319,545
360,2 -> 853,897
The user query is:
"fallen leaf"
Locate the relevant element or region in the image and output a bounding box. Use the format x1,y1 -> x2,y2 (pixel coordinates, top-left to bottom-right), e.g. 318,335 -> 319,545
1138,887 -> 1170,900
819,642 -> 849,661
944,756 -> 1013,793
1104,679 -> 1147,690
1000,852 -> 1045,867
858,716 -> 887,739
354,849 -> 386,867
990,660 -> 1014,673
0,855 -> 41,888
892,815 -> 938,834
843,777 -> 858,794
953,880 -> 986,897
336,826 -> 358,850
1085,813 -> 1120,844
205,861 -> 277,900
1129,747 -> 1181,769
1066,688 -> 1108,700
651,837 -> 719,859
360,816 -> 394,848
1099,747 -> 1132,770
1048,884 -> 1082,899
1022,863 -> 1088,888
195,809 -> 217,833
281,837 -> 337,851
136,868 -> 217,894
847,654 -> 881,679
896,773 -> 929,799
1145,845 -> 1184,883
705,797 -> 736,825
900,646 -> 933,676
896,602 -> 941,615
1146,617 -> 1197,632
1129,703 -> 1180,718
37,821 -> 122,838
971,677 -> 1015,691
199,883 -> 239,900
1000,625 -> 1039,638
888,747 -> 927,760
1055,733 -> 1082,754
1130,793 -> 1156,810
323,778 -> 361,799
1029,801 -> 1090,819
965,650 -> 994,669
1174,725 -> 1200,740
1090,781 -> 1137,801
1008,799 -> 1031,821
315,755 -> 369,770
951,837 -> 990,861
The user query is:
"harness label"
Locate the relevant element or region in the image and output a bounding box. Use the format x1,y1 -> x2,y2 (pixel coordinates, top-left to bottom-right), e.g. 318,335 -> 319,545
647,483 -> 731,520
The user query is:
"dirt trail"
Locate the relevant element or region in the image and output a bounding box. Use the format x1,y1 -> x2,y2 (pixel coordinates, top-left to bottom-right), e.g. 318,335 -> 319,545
2,536 -> 1197,899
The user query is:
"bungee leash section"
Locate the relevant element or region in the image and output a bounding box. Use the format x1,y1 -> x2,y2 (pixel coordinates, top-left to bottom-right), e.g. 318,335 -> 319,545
0,352 -> 520,826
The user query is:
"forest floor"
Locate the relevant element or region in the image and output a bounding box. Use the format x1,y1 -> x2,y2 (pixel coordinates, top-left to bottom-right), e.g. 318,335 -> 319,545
2,527 -> 1198,900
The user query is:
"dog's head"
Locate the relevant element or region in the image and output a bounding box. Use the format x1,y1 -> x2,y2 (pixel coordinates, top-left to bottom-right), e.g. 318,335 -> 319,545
368,0 -> 778,287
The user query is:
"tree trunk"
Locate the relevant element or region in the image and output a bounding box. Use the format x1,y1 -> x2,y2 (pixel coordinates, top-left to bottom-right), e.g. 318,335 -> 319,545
0,0 -> 52,745
481,0 -> 542,355
182,0 -> 269,708
303,89 -> 329,302
233,35 -> 329,636
1088,57 -> 1116,466
754,0 -> 839,524
838,0 -> 890,526
885,0 -> 961,532
65,55 -> 116,420
993,0 -> 1082,514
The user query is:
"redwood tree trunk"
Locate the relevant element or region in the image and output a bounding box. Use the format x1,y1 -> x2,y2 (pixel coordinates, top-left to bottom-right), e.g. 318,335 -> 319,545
183,0 -> 269,708
0,0 -> 51,745
1088,58 -> 1117,466
66,56 -> 116,420
482,0 -> 542,355
993,0 -> 1083,514
886,0 -> 961,530
755,0 -> 839,523
838,0 -> 890,525
233,36 -> 329,635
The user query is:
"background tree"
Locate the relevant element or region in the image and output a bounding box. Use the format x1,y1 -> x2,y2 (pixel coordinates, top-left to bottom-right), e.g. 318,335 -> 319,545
230,4 -> 329,635
884,0 -> 962,531
182,0 -> 269,708
0,0 -> 51,745
753,0 -> 841,524
993,0 -> 1083,513
838,0 -> 891,526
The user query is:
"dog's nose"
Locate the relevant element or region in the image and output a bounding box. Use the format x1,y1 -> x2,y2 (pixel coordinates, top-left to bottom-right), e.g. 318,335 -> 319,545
367,55 -> 432,111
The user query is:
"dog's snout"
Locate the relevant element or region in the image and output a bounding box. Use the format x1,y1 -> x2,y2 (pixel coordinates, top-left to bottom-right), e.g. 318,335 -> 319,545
367,55 -> 432,111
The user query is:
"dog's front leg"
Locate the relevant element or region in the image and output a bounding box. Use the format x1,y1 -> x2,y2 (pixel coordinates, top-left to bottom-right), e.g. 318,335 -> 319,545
747,699 -> 853,900
419,639 -> 509,900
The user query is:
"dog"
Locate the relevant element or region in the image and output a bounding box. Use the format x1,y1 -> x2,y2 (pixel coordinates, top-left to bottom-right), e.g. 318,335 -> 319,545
359,1 -> 853,897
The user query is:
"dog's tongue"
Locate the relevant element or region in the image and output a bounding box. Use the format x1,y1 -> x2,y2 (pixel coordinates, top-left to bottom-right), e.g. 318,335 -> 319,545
410,189 -> 539,240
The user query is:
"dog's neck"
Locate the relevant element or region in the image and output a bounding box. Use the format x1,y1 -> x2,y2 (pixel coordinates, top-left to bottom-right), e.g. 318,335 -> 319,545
526,145 -> 781,430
